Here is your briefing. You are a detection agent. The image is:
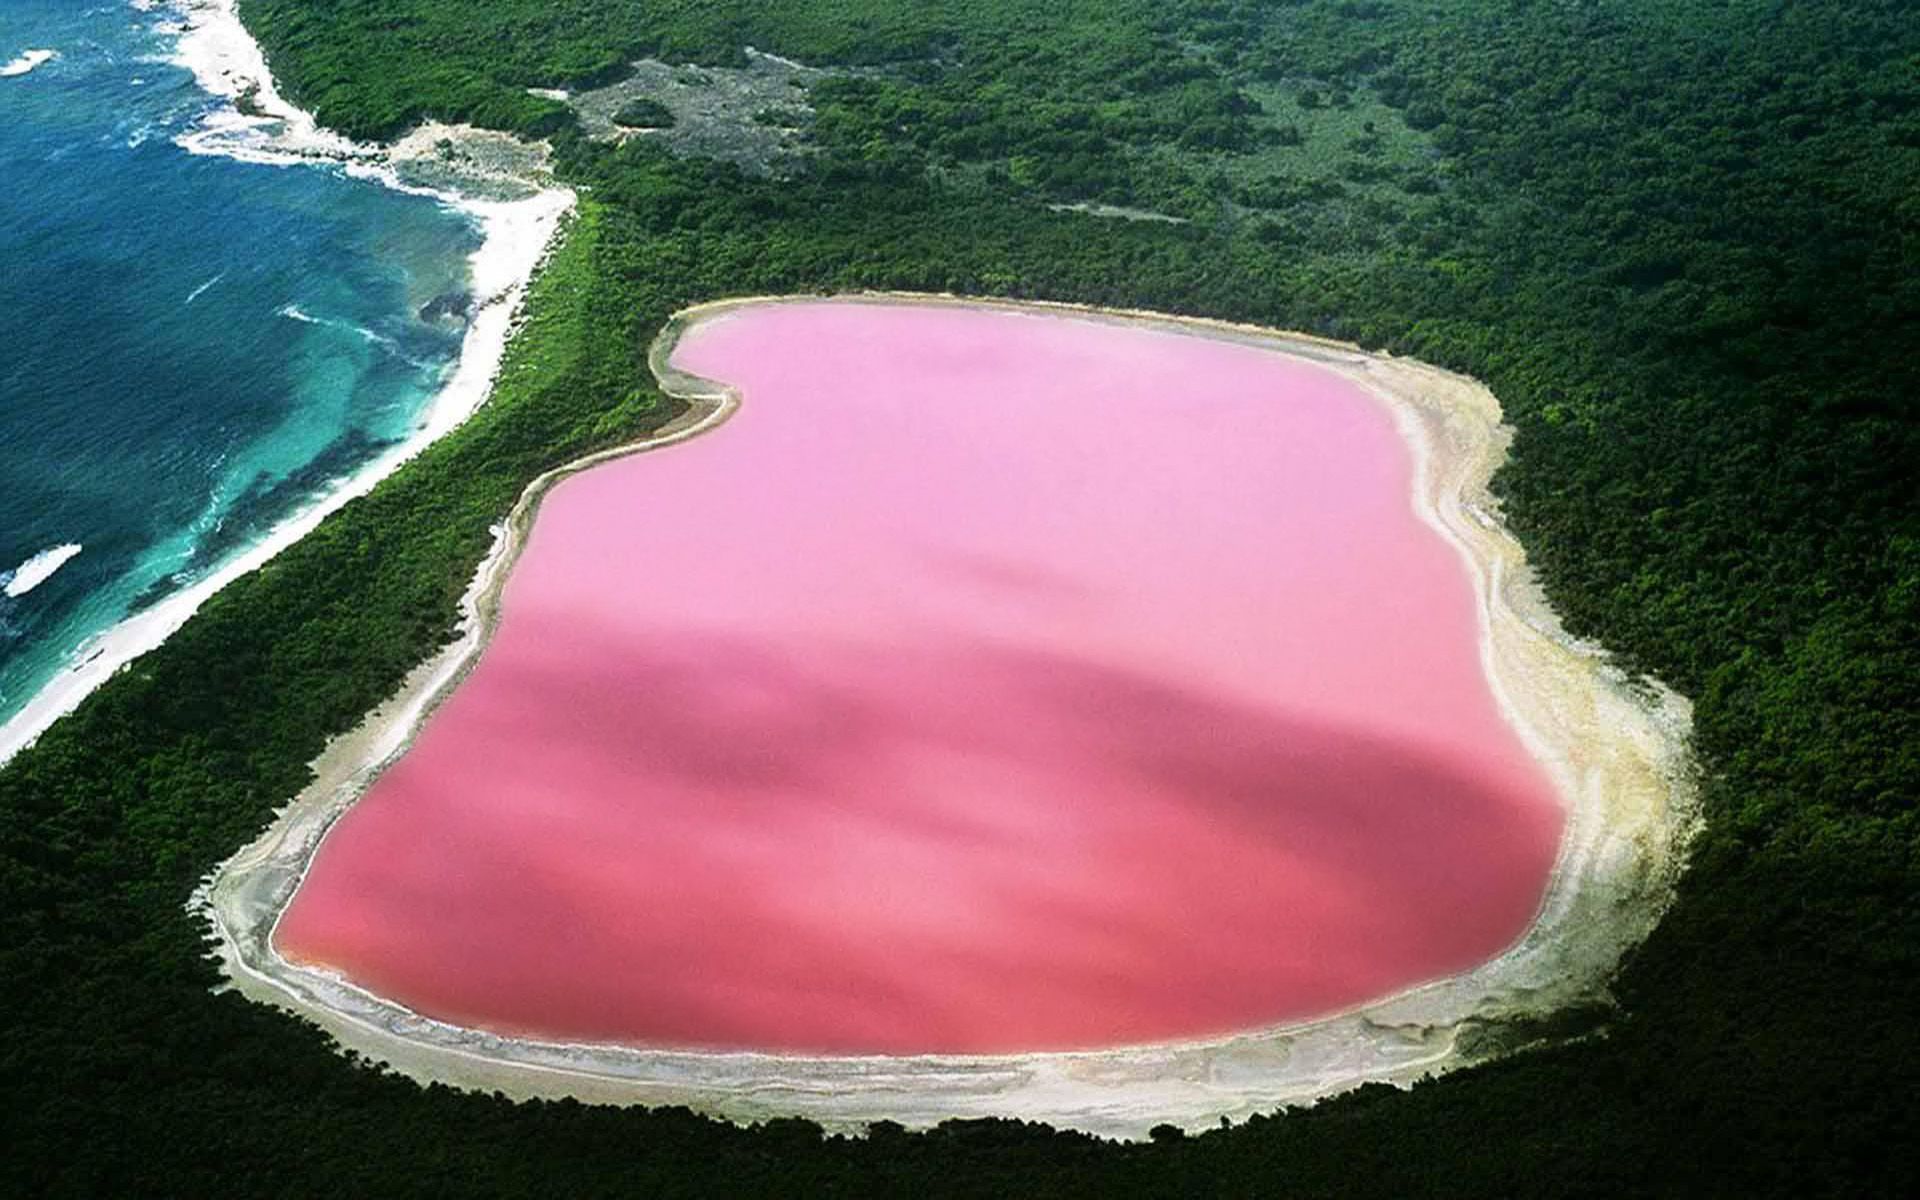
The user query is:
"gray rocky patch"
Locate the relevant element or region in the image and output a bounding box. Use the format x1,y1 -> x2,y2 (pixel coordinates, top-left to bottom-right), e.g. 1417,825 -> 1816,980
568,49 -> 840,178
386,124 -> 556,202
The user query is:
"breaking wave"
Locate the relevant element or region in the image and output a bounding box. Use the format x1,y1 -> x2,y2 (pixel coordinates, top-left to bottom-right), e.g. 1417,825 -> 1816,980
3,544 -> 83,599
1,50 -> 58,78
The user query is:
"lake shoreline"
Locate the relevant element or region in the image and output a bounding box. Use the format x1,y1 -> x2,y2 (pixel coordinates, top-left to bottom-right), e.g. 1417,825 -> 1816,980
198,294 -> 1697,1140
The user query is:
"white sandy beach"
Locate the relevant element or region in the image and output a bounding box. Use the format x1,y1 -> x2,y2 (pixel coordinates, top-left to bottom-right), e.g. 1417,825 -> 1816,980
0,1 -> 575,766
199,294 -> 1698,1141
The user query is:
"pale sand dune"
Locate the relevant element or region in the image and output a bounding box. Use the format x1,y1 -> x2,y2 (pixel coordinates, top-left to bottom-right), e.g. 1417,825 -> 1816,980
198,295 -> 1696,1139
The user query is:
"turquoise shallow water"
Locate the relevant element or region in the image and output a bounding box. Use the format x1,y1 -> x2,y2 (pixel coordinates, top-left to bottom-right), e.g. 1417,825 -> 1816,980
0,2 -> 479,722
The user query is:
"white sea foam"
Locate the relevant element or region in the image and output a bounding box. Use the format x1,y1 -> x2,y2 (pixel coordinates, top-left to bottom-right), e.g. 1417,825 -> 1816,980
0,4 -> 575,764
168,1 -> 366,165
277,304 -> 427,365
4,545 -> 83,599
185,271 -> 224,303
2,50 -> 59,78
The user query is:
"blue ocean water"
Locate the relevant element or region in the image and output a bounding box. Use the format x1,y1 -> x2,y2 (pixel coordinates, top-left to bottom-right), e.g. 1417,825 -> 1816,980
0,2 -> 480,723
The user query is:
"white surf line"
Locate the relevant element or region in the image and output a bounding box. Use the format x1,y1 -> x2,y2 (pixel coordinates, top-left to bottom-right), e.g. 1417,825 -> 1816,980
4,545 -> 83,599
168,0 -> 366,165
201,294 -> 1699,1141
0,5 -> 574,766
1,50 -> 58,78
0,190 -> 572,766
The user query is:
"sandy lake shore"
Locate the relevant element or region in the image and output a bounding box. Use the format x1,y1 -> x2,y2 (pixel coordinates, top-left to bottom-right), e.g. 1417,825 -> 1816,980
198,294 -> 1697,1140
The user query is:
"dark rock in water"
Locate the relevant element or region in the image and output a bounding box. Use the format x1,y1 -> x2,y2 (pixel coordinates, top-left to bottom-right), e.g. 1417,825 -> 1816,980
418,291 -> 473,323
233,84 -> 279,120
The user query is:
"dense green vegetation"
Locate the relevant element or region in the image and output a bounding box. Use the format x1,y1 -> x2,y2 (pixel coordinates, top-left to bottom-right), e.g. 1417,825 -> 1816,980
611,97 -> 675,129
5,0 -> 1917,1193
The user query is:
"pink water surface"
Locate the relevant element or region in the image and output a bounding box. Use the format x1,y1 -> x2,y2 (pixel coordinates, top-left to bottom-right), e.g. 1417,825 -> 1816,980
276,302 -> 1564,1055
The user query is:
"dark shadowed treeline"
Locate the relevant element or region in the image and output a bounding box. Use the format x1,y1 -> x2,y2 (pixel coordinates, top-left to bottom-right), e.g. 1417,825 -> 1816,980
3,1 -> 1916,1194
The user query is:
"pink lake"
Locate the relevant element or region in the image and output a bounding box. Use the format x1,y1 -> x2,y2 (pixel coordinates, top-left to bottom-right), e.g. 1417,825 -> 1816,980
276,302 -> 1563,1055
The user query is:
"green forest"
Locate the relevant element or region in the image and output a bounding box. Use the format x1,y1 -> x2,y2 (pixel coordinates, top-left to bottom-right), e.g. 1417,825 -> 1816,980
4,0 -> 1917,1193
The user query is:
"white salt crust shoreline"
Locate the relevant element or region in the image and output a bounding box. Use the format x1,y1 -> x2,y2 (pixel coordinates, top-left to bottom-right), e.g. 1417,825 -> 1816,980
0,1 -> 575,766
199,294 -> 1699,1141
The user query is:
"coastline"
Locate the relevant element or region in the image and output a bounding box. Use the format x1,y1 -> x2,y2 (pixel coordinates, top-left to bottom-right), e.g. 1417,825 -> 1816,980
200,294 -> 1698,1141
0,1 -> 576,766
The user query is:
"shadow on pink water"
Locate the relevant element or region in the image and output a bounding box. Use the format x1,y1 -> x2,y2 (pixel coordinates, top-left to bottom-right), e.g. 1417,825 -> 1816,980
276,303 -> 1564,1055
